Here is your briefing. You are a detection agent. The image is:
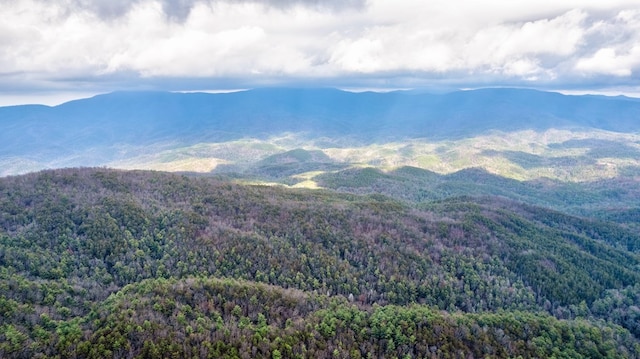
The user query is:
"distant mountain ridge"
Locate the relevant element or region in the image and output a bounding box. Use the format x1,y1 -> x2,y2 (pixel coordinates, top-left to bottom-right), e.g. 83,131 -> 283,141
2,87 -> 640,176
2,88 -> 640,148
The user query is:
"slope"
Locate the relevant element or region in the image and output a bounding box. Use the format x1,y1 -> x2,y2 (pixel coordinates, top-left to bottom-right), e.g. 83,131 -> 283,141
2,88 -> 640,174
1,168 -> 640,357
315,166 -> 640,227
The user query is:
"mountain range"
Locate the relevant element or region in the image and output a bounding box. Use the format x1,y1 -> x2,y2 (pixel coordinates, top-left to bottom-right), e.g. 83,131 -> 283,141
2,88 -> 640,176
2,88 -> 640,357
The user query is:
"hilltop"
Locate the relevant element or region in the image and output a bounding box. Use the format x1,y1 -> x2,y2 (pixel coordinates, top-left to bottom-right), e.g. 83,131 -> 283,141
0,168 -> 639,357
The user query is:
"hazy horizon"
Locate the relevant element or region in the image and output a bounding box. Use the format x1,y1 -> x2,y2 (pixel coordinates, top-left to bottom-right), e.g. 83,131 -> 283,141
4,86 -> 640,107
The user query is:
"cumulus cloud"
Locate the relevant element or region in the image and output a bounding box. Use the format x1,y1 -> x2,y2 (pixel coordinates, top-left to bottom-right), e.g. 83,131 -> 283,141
575,47 -> 640,76
573,9 -> 640,77
325,7 -> 593,81
31,0 -> 366,21
1,0 -> 640,101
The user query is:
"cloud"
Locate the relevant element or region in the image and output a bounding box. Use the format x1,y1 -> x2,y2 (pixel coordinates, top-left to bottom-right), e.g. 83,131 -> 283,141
325,8 -> 590,80
35,0 -> 366,22
94,1 -> 331,78
575,47 -> 640,76
573,9 -> 640,77
1,0 -> 640,102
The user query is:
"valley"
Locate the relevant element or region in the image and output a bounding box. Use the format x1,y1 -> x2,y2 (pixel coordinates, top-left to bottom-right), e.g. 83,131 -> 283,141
2,88 -> 640,181
5,0 -> 640,356
1,88 -> 640,358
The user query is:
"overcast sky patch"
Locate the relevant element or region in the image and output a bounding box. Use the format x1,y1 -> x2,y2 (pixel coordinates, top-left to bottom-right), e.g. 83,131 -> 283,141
1,0 -> 639,104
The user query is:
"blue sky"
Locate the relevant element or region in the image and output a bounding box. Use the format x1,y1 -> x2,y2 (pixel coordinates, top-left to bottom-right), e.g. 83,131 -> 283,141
1,0 -> 640,105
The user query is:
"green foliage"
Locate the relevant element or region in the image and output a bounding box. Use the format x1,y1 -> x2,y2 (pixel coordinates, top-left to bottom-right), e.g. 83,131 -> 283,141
317,165 -> 640,229
0,168 -> 639,357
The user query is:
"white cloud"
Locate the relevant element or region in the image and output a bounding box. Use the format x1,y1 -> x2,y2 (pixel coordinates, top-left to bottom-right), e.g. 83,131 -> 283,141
330,37 -> 384,73
502,58 -> 544,79
573,9 -> 640,77
1,0 -> 640,101
325,8 -> 590,80
99,2 -> 342,77
575,47 -> 640,76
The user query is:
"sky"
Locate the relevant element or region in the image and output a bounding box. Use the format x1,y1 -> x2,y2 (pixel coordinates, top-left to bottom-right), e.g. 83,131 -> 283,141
1,0 -> 640,105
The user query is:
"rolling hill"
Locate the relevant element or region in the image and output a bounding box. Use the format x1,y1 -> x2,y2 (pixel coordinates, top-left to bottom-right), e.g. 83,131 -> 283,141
1,168 -> 640,357
2,88 -> 640,357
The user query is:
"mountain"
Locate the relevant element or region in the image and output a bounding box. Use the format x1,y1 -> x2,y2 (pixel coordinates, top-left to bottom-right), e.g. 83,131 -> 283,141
1,168 -> 640,357
240,149 -> 344,181
315,166 -> 640,227
3,88 -> 640,357
2,88 -> 640,176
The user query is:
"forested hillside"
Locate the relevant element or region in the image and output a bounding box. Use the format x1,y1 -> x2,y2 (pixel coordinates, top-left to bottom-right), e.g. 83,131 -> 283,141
1,168 -> 639,358
316,166 -> 640,227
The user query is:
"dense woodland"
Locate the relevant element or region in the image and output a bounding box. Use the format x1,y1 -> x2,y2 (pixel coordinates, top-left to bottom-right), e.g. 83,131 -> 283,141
1,168 -> 640,358
315,166 -> 640,227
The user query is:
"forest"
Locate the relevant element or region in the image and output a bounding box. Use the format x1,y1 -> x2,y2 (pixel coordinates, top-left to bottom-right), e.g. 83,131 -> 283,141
1,168 -> 640,358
